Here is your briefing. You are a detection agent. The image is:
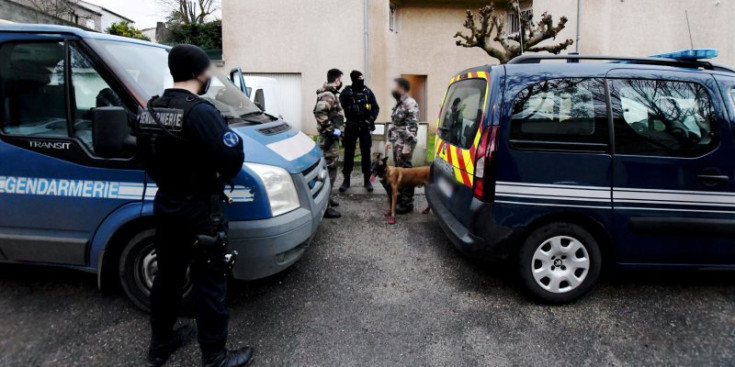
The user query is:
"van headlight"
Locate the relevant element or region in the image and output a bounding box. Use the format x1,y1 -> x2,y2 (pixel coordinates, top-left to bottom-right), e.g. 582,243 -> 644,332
244,163 -> 300,216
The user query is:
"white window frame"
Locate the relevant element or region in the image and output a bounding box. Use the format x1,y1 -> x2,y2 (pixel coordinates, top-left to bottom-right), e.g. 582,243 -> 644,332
389,4 -> 398,33
507,8 -> 533,37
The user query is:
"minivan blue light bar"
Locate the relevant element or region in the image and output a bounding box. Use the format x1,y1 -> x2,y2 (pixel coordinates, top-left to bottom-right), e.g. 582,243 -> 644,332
650,48 -> 719,61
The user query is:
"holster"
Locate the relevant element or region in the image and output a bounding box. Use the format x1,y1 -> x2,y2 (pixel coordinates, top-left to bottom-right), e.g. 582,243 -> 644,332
192,195 -> 238,274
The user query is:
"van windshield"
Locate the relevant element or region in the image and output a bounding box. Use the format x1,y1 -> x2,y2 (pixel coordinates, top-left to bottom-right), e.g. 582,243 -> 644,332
93,40 -> 261,120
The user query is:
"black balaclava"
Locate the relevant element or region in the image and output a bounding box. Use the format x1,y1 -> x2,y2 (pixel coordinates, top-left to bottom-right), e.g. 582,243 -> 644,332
350,70 -> 365,90
168,44 -> 212,94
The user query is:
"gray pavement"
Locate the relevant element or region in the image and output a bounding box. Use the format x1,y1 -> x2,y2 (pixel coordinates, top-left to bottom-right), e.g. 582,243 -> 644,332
1,182 -> 734,366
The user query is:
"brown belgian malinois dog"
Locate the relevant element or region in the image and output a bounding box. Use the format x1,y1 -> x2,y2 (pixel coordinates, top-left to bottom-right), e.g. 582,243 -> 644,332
370,154 -> 431,224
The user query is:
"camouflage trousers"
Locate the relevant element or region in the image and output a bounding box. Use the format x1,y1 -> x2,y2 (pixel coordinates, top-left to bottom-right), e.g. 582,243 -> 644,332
388,126 -> 417,208
317,134 -> 339,188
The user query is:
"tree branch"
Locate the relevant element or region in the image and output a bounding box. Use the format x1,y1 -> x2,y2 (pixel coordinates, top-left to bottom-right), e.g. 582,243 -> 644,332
454,0 -> 574,63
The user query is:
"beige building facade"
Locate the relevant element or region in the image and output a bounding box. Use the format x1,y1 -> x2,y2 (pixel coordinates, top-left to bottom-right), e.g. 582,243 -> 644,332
223,0 -> 735,135
543,0 -> 735,65
222,0 -> 494,134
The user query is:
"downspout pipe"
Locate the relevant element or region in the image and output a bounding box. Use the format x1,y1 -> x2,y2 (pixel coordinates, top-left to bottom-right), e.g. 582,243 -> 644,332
364,0 -> 369,81
575,0 -> 582,52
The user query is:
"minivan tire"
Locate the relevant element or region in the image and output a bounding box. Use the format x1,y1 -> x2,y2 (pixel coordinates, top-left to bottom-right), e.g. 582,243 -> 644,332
119,229 -> 193,313
518,223 -> 602,304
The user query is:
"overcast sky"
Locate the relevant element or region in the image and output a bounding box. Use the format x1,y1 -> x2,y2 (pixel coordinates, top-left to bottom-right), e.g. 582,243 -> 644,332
87,0 -> 221,29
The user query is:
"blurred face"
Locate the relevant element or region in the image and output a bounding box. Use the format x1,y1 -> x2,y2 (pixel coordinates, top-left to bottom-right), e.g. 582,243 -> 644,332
392,84 -> 406,100
335,75 -> 343,89
196,67 -> 214,95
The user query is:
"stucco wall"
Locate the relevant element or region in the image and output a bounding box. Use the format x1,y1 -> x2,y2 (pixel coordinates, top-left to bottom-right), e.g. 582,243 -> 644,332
536,0 -> 735,66
223,0 -> 500,133
394,5 -> 495,128
222,0 -> 366,134
223,0 -> 735,135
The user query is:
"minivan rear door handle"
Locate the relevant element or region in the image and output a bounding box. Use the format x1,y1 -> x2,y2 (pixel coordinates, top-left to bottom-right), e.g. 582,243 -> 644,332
697,174 -> 730,185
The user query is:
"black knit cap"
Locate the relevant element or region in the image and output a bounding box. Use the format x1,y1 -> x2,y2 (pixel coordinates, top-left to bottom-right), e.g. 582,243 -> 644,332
168,44 -> 211,82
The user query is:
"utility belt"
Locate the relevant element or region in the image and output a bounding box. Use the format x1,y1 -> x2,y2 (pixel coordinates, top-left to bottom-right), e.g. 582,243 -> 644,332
192,194 -> 238,274
346,120 -> 375,132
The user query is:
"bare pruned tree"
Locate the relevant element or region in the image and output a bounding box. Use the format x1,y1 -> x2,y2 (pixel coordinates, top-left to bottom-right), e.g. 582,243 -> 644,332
454,0 -> 574,64
158,0 -> 220,25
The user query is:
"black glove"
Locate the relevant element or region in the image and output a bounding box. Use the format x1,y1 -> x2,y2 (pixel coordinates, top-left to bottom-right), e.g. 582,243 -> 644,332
369,121 -> 376,132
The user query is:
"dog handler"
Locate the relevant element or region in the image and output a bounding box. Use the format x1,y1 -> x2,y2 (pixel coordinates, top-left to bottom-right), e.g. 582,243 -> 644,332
141,44 -> 253,367
388,77 -> 420,214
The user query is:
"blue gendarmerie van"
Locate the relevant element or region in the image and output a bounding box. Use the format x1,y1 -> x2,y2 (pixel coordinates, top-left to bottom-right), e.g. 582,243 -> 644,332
428,49 -> 735,303
0,25 -> 330,310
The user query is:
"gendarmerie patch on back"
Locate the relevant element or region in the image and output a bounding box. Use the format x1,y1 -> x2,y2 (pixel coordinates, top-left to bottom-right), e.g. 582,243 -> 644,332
139,108 -> 185,131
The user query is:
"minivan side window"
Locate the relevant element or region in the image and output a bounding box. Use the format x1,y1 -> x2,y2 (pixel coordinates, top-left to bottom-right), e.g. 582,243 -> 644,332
437,78 -> 487,149
0,41 -> 68,138
609,79 -> 717,157
510,78 -> 609,147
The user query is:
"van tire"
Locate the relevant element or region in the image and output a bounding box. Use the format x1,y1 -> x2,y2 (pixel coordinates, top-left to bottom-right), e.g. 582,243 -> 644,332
119,229 -> 194,313
517,223 -> 601,304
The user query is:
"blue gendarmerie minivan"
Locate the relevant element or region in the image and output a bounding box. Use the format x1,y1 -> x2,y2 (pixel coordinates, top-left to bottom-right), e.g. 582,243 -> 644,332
428,49 -> 735,303
0,24 -> 330,310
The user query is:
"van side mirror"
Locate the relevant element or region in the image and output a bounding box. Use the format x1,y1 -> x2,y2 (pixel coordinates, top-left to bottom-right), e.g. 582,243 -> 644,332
92,107 -> 132,158
229,67 -> 250,97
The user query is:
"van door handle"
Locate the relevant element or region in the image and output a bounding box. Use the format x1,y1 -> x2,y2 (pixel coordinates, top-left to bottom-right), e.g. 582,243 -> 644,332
697,174 -> 730,184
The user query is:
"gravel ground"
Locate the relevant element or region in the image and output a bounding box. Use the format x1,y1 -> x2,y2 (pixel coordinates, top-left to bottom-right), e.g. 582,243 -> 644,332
1,184 -> 734,366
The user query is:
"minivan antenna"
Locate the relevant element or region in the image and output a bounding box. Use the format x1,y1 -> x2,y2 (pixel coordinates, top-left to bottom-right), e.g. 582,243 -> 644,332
685,10 -> 695,49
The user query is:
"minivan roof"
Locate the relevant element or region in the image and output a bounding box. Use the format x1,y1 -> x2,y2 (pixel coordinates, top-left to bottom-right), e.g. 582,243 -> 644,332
508,53 -> 735,74
0,23 -> 163,48
456,53 -> 735,80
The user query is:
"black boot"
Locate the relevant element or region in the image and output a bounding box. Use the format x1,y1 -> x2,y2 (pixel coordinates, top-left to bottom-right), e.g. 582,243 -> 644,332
339,176 -> 350,192
324,207 -> 341,218
329,198 -> 339,207
395,203 -> 414,215
148,324 -> 196,367
202,347 -> 254,367
364,177 -> 373,192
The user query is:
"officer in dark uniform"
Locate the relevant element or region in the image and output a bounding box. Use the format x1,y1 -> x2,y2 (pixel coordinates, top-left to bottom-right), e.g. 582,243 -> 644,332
141,44 -> 253,367
339,70 -> 380,192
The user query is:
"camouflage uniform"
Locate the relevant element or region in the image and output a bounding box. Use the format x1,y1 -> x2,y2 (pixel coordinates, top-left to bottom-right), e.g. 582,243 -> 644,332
389,95 -> 420,208
313,82 -> 345,190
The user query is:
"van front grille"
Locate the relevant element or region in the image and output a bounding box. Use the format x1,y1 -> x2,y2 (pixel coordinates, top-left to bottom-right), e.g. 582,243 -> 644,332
258,123 -> 291,136
302,160 -> 327,199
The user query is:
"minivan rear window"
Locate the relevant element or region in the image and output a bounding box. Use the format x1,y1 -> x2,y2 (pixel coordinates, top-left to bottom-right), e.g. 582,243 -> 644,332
437,78 -> 487,149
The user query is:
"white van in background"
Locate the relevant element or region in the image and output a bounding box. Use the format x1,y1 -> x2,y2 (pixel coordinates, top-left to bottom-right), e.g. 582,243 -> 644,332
229,67 -> 284,120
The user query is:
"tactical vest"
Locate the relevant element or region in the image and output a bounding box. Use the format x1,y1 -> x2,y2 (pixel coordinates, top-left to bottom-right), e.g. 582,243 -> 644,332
343,87 -> 372,122
137,94 -> 222,196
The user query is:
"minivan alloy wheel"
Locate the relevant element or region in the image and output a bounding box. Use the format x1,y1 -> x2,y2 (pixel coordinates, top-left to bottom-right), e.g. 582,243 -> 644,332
531,235 -> 590,293
518,222 -> 602,303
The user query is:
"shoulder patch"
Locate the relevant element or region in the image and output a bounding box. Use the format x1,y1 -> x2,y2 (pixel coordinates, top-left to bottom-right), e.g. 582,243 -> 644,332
223,131 -> 240,148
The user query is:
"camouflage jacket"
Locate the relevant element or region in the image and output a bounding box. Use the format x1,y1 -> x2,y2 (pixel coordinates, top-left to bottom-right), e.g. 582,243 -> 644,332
391,95 -> 419,134
313,82 -> 345,135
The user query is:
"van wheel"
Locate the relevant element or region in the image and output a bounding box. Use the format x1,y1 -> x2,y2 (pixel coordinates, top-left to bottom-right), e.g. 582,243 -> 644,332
119,229 -> 193,313
518,223 -> 601,304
